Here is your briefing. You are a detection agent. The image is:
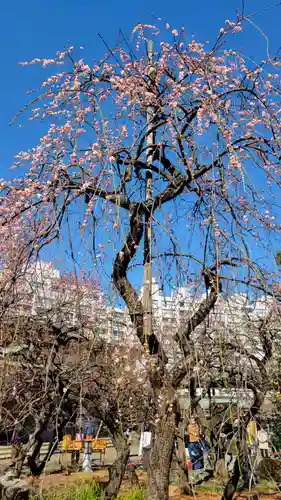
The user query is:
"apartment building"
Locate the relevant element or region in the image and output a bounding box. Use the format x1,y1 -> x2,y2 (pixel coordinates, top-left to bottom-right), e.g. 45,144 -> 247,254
11,261 -> 275,355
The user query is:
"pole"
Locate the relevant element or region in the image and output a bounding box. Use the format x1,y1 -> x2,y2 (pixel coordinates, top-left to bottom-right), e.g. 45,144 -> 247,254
82,440 -> 93,472
143,40 -> 154,346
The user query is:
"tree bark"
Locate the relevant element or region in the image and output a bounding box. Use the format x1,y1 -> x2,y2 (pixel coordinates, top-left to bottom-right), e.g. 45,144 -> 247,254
104,435 -> 130,499
0,472 -> 29,500
175,420 -> 192,495
27,438 -> 60,476
147,395 -> 178,500
222,458 -> 241,500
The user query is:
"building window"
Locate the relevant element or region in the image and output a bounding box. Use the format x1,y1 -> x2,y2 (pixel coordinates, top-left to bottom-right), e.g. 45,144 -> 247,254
113,327 -> 119,340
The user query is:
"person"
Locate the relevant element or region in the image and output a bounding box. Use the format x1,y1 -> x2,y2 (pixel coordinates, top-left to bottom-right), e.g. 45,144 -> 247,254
10,426 -> 24,470
76,428 -> 83,441
11,427 -> 21,446
187,417 -> 204,470
247,419 -> 259,460
141,427 -> 152,471
225,419 -> 256,487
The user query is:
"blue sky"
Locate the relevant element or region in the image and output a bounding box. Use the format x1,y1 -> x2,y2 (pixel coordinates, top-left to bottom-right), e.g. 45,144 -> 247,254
1,0 -> 281,298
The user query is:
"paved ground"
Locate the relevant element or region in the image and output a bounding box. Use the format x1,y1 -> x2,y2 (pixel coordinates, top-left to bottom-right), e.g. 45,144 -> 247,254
0,441 -> 140,473
42,441 -> 140,472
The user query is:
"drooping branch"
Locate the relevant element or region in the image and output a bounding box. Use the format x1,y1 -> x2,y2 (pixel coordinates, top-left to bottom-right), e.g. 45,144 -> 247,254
171,270 -> 219,388
220,311 -> 276,500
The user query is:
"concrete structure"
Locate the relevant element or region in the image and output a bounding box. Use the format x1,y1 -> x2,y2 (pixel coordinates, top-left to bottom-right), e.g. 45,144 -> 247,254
10,261 -> 135,344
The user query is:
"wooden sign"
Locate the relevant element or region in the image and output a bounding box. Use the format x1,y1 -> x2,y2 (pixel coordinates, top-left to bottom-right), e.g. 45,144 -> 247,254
92,439 -> 107,450
61,435 -> 72,450
68,440 -> 83,451
61,438 -> 107,452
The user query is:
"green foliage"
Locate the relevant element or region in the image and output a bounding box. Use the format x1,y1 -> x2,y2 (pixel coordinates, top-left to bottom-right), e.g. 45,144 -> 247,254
30,481 -> 102,500
196,482 -> 224,494
119,490 -> 145,500
30,482 -> 145,500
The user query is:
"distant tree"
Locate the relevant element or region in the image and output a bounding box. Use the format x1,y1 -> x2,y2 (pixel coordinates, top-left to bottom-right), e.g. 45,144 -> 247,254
0,269 -> 152,498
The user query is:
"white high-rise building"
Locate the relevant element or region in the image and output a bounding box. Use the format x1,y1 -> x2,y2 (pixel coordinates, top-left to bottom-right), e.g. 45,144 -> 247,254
9,261 -> 276,356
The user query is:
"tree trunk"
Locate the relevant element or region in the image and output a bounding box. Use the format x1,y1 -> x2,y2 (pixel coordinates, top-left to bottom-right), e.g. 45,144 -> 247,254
27,411 -> 70,476
104,435 -> 130,499
0,472 -> 29,500
222,458 -> 241,500
13,430 -> 44,478
27,438 -> 60,476
147,400 -> 178,500
175,421 -> 191,495
9,446 -> 26,479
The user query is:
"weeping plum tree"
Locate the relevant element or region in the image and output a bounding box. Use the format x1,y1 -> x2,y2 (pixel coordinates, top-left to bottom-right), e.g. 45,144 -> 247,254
3,12 -> 281,500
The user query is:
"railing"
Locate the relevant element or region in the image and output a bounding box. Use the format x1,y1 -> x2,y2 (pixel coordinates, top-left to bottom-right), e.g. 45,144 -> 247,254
0,438 -> 113,462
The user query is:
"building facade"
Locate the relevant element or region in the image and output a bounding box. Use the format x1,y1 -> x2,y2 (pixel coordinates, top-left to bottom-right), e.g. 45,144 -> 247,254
9,261 -> 276,361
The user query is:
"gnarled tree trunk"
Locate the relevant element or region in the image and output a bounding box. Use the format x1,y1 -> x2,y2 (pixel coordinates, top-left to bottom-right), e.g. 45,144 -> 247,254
175,420 -> 191,495
0,472 -> 29,500
147,392 -> 179,500
104,434 -> 130,499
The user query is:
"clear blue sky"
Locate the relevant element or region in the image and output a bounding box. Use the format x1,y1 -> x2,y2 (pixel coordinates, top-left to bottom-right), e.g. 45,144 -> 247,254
1,0 -> 281,298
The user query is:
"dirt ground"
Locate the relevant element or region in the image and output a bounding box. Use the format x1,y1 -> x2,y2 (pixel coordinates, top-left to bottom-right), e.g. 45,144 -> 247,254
28,469 -> 281,500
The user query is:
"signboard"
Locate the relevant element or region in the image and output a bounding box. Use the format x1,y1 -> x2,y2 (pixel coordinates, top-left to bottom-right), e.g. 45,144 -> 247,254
92,439 -> 107,450
61,435 -> 72,450
68,440 -> 83,451
61,438 -> 107,452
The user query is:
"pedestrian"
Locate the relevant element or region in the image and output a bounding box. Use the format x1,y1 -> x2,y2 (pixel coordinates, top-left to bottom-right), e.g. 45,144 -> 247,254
187,417 -> 204,470
76,428 -> 83,441
224,419 -> 239,473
